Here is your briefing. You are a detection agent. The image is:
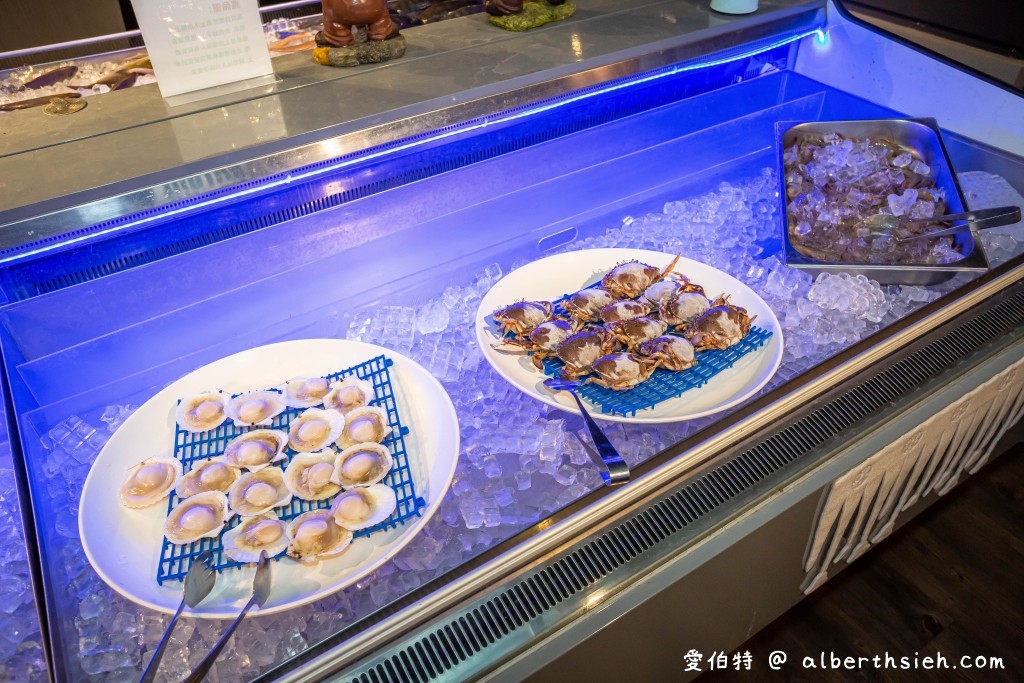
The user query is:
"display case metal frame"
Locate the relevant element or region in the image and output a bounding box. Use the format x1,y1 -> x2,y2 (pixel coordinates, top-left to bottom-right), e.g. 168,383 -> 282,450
1,2 -> 1022,681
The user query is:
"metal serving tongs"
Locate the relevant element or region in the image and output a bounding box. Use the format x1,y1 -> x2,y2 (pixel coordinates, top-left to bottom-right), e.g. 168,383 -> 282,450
138,551 -> 216,683
544,378 -> 630,485
183,552 -> 272,683
862,206 -> 1021,242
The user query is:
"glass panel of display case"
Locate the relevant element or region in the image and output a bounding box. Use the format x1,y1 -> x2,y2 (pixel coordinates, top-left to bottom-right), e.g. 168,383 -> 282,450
5,57 -> 1023,679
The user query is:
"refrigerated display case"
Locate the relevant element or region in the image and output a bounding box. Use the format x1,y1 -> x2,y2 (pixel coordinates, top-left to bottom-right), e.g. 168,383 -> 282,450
1,1 -> 1022,681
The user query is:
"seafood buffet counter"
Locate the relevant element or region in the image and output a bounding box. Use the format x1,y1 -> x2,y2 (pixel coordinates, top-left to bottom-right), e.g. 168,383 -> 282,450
1,1 -> 1023,682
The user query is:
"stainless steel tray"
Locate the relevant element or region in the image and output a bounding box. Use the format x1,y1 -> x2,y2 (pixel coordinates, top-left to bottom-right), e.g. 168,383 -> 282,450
776,118 -> 989,285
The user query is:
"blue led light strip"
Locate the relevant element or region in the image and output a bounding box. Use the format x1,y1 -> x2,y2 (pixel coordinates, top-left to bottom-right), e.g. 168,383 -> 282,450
2,27 -> 826,266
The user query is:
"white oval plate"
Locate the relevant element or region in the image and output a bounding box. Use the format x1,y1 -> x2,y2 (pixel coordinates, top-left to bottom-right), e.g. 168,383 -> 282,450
475,249 -> 784,424
80,339 -> 459,618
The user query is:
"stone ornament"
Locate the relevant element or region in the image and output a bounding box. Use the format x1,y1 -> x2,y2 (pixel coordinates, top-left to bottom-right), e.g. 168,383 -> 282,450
313,0 -> 407,68
486,0 -> 577,31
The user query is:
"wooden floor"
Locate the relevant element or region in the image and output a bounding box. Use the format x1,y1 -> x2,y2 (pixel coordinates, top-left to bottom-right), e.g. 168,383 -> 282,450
705,450 -> 1024,683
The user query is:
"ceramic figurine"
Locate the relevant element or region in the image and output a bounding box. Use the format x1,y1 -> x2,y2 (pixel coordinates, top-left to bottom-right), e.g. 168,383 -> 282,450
313,0 -> 407,67
486,0 -> 576,31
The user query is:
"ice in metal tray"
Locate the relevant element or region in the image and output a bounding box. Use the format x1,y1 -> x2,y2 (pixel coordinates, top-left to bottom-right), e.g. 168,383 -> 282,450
777,118 -> 989,285
157,354 -> 426,584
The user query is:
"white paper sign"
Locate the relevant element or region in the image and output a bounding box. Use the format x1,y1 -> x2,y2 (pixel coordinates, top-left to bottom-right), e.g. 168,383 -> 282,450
131,0 -> 274,99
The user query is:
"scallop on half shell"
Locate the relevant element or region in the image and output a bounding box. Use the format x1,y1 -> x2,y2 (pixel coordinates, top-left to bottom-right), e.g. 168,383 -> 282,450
164,491 -> 233,545
175,391 -> 228,433
279,376 -> 332,408
284,450 -> 341,500
222,513 -> 290,563
228,467 -> 292,516
330,484 -> 397,531
225,390 -> 286,427
288,408 -> 345,453
337,406 -> 391,448
331,443 -> 393,487
322,377 -> 374,414
286,509 -> 353,565
120,457 -> 182,509
221,430 -> 287,471
175,458 -> 240,499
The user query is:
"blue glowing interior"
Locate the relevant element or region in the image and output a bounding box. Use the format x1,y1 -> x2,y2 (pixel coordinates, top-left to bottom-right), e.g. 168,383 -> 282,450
4,32 -> 1023,679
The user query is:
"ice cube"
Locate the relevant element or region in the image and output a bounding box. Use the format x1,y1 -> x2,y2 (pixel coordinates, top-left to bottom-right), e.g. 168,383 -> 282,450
892,152 -> 912,168
554,465 -> 577,486
464,510 -> 484,529
481,455 -> 501,479
78,593 -> 104,620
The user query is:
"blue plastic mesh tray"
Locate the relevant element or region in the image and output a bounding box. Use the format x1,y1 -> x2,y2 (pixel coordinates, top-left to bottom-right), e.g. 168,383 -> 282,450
157,354 -> 425,584
540,326 -> 773,417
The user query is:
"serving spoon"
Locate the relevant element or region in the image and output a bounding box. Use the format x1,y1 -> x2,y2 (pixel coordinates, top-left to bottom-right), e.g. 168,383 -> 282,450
183,552 -> 272,683
138,551 -> 216,683
544,377 -> 630,485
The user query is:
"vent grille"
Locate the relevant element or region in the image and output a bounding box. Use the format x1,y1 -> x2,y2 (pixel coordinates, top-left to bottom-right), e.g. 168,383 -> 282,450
340,289 -> 1024,683
6,48 -> 791,301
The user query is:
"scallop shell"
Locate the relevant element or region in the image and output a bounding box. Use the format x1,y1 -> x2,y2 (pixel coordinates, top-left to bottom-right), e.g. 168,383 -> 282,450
120,457 -> 182,509
284,450 -> 341,500
286,509 -> 353,565
331,443 -> 393,487
279,376 -> 332,408
222,513 -> 290,563
322,377 -> 374,414
175,391 -> 228,433
175,458 -> 241,499
221,430 -> 288,471
330,484 -> 397,531
225,390 -> 286,427
164,491 -> 232,545
337,406 -> 391,448
228,467 -> 292,516
288,408 -> 345,453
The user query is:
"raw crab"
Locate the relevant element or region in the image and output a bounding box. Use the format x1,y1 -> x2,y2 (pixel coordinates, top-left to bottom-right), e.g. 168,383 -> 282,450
493,300 -> 554,338
497,319 -> 576,370
606,317 -> 668,351
601,255 -> 680,299
685,296 -> 754,351
598,299 -> 651,324
564,287 -> 618,324
586,353 -> 658,390
639,274 -> 705,307
639,279 -> 681,308
659,291 -> 711,327
640,335 -> 697,371
555,328 -> 619,380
